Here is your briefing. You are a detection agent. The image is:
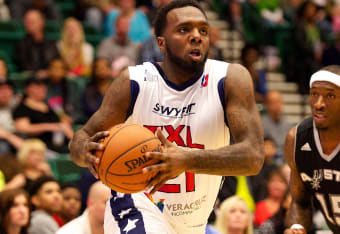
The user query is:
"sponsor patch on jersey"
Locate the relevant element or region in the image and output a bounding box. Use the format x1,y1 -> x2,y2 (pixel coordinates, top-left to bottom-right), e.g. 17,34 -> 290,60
201,74 -> 209,87
152,103 -> 196,118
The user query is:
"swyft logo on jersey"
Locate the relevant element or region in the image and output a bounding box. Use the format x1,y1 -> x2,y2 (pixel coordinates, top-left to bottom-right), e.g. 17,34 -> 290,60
152,103 -> 196,118
201,74 -> 209,87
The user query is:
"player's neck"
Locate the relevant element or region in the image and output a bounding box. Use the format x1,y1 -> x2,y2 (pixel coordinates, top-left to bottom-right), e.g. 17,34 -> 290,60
159,61 -> 203,86
318,126 -> 340,154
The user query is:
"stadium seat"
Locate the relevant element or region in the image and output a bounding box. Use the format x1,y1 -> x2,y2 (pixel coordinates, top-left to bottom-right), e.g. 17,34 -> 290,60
48,153 -> 86,182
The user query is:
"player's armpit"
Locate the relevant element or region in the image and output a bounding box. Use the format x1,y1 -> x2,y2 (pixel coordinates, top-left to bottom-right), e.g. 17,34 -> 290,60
284,127 -> 313,230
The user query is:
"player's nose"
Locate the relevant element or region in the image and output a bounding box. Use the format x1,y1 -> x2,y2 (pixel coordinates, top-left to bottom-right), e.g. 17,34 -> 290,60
190,28 -> 202,44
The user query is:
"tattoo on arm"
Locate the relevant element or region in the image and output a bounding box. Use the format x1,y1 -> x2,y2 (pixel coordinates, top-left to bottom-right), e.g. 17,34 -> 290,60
189,64 -> 264,176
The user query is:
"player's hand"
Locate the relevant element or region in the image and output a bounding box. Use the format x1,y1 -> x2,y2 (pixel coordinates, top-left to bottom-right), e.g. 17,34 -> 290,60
72,131 -> 109,178
284,228 -> 307,234
143,128 -> 190,195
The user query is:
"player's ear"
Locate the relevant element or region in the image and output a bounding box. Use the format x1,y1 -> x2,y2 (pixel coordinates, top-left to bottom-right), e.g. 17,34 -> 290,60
157,37 -> 166,54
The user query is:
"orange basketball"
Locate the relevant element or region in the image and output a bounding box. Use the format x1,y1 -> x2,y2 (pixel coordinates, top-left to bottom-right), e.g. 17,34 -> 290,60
95,123 -> 161,193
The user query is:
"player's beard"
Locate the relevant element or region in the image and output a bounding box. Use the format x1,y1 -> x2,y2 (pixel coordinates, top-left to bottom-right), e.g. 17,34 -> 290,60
165,43 -> 208,74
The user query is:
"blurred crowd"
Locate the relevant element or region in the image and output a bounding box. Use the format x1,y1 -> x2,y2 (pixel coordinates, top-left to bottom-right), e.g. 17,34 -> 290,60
0,0 -> 338,233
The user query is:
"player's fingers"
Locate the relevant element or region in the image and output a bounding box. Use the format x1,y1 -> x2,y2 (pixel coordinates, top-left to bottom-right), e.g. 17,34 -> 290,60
91,131 -> 110,142
156,127 -> 172,147
87,141 -> 104,152
142,163 -> 167,174
85,152 -> 99,165
150,177 -> 169,195
145,151 -> 167,161
88,163 -> 99,179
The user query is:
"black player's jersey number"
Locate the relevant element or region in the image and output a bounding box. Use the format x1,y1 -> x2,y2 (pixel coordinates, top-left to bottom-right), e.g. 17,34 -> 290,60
315,193 -> 340,226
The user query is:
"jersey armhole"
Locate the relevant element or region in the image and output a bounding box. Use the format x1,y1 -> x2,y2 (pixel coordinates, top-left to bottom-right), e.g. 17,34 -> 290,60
217,77 -> 229,129
126,80 -> 140,120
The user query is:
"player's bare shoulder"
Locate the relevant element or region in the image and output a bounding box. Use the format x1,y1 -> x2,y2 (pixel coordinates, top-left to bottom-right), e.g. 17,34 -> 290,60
284,126 -> 297,168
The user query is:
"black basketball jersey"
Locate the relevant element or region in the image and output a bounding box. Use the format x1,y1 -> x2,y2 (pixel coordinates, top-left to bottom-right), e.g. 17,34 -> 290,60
295,117 -> 340,232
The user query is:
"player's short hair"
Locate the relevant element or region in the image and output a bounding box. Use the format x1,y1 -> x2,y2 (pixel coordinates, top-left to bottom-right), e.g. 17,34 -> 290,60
153,0 -> 207,38
321,65 -> 340,76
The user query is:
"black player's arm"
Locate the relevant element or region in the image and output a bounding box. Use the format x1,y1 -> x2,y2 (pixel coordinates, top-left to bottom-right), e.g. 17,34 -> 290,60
189,63 -> 264,175
69,69 -> 131,168
284,126 -> 313,231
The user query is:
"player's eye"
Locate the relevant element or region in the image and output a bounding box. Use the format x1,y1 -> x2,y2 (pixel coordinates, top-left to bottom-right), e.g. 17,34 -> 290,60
200,28 -> 208,35
310,91 -> 318,97
179,27 -> 188,33
326,93 -> 335,99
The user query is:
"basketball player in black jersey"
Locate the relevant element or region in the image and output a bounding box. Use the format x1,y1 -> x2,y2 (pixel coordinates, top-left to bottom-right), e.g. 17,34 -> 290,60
284,65 -> 340,234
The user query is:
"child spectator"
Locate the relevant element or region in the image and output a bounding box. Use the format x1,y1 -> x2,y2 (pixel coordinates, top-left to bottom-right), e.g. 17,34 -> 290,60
28,176 -> 62,234
56,182 -> 82,226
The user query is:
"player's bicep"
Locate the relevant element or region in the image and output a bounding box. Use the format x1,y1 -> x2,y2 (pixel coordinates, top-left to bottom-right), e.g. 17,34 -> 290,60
83,69 -> 131,135
285,127 -> 310,204
224,64 -> 263,145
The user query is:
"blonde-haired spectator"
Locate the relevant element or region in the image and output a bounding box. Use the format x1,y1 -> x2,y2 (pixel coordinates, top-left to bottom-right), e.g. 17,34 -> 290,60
58,17 -> 94,78
215,196 -> 254,234
17,138 -> 52,190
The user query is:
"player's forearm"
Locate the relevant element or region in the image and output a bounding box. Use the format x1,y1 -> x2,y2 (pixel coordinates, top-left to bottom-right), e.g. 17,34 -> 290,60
286,201 -> 313,231
188,140 -> 264,176
69,128 -> 91,167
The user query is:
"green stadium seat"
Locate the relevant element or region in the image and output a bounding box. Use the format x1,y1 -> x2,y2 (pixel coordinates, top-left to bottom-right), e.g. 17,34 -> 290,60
0,21 -> 25,70
44,20 -> 61,40
48,154 -> 86,182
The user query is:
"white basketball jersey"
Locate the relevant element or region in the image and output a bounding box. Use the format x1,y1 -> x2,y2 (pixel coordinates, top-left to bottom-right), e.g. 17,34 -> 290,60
126,59 -> 230,231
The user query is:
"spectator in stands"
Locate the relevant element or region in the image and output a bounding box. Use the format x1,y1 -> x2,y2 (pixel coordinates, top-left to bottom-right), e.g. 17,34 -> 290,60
58,17 -> 94,78
0,80 -> 24,154
208,26 -> 224,61
257,0 -> 285,25
261,90 -> 292,160
146,0 -> 172,23
0,154 -> 26,192
17,139 -> 52,191
14,10 -> 59,79
46,58 -> 85,124
286,0 -> 321,94
0,0 -> 10,21
322,32 -> 340,66
97,14 -> 139,67
248,137 -> 278,203
82,58 -> 113,118
13,77 -> 74,153
28,176 -> 62,234
56,181 -> 111,234
0,188 -> 30,234
256,193 -> 291,234
214,196 -> 253,234
57,182 -> 82,226
241,43 -> 267,103
242,0 -> 265,43
223,0 -> 245,37
0,58 -> 8,80
9,0 -> 61,22
138,27 -> 164,63
254,169 -> 288,227
104,0 -> 151,43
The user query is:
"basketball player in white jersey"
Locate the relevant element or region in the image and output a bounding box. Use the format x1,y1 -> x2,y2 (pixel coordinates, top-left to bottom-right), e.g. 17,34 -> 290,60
284,65 -> 340,234
69,1 -> 264,233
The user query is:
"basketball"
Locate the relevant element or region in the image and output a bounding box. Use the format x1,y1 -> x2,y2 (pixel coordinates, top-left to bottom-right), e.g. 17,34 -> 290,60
95,123 -> 161,193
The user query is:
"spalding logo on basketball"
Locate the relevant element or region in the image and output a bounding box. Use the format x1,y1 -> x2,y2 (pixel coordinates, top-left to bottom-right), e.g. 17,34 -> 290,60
95,123 -> 161,193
